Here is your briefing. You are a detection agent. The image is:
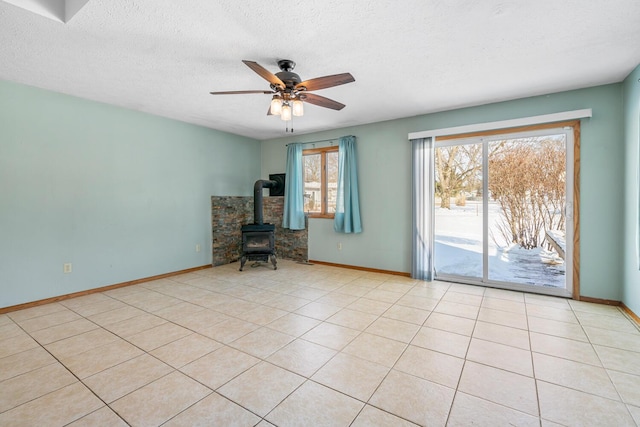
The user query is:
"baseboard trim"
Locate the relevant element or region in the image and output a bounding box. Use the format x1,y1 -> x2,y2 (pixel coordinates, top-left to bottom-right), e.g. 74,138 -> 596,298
621,303 -> 640,328
308,260 -> 411,277
577,296 -> 621,306
0,265 -> 212,314
574,297 -> 640,328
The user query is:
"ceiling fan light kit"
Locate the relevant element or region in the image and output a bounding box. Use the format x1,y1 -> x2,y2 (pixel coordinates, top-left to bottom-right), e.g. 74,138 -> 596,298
292,99 -> 304,117
210,59 -> 355,132
280,103 -> 292,121
270,95 -> 283,115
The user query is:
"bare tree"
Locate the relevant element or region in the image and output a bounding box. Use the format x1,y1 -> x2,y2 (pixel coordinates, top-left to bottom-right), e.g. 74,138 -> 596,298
435,144 -> 483,209
303,154 -> 321,182
488,137 -> 566,249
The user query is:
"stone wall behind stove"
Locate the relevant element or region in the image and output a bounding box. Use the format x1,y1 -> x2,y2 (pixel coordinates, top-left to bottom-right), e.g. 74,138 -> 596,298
211,196 -> 308,266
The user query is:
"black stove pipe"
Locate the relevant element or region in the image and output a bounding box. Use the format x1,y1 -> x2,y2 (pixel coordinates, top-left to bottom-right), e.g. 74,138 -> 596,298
254,179 -> 277,225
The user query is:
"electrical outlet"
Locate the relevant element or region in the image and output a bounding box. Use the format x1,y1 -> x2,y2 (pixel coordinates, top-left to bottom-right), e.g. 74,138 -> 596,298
63,263 -> 72,274
338,242 -> 342,250
196,244 -> 201,253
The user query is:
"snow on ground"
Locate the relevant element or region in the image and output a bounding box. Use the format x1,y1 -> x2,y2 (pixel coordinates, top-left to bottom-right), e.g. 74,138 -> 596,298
434,201 -> 565,288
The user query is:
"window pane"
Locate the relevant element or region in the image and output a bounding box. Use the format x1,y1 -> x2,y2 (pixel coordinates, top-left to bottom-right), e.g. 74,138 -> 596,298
434,143 -> 484,279
303,154 -> 321,213
487,134 -> 566,287
327,151 -> 338,213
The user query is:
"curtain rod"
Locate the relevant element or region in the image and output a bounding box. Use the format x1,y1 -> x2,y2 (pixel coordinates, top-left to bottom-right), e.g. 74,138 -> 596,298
285,139 -> 335,147
285,135 -> 354,147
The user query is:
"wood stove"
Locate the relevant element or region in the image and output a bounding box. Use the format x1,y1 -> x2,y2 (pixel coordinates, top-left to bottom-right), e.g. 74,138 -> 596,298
239,179 -> 281,271
240,224 -> 276,271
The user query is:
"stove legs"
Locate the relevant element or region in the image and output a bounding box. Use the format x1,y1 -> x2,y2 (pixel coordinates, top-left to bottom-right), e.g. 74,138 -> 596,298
239,253 -> 277,271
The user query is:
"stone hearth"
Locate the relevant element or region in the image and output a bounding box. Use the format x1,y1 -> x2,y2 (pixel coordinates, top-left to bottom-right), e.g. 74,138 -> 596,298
211,196 -> 308,266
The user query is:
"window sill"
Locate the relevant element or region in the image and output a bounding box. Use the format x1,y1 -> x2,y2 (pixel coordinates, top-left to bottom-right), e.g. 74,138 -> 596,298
306,213 -> 335,219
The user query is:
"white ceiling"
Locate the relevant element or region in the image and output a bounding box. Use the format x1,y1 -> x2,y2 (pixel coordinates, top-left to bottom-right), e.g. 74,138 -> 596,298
1,1 -> 639,140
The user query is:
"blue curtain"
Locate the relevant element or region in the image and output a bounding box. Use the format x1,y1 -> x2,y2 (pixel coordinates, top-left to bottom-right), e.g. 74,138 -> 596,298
282,143 -> 306,230
334,135 -> 362,233
411,137 -> 434,280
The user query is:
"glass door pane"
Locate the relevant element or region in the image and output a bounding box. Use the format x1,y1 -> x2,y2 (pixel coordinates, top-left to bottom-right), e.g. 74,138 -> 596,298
434,142 -> 484,279
487,134 -> 567,288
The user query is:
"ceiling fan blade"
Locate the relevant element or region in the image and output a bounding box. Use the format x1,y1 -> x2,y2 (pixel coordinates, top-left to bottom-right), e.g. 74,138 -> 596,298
242,60 -> 286,88
267,106 -> 273,116
210,90 -> 273,95
300,93 -> 346,110
296,73 -> 355,91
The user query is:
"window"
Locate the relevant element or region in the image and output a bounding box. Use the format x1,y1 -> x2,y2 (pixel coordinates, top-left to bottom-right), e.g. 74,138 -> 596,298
303,146 -> 338,217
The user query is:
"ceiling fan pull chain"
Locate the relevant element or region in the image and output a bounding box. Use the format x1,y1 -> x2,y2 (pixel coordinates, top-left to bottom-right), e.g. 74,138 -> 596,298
285,117 -> 294,133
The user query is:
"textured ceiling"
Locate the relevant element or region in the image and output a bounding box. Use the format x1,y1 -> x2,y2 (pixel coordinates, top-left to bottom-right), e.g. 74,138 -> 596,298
1,0 -> 639,140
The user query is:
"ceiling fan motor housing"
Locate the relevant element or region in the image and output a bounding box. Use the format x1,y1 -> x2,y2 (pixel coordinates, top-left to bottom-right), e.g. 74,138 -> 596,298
275,60 -> 303,91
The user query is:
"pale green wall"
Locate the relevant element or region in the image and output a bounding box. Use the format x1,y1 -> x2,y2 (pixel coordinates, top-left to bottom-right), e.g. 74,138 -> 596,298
0,80 -> 261,308
262,84 -> 625,301
623,64 -> 640,314
1,78 -> 630,307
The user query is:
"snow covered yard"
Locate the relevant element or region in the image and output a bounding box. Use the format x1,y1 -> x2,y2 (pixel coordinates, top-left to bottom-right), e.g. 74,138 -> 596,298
434,201 -> 565,288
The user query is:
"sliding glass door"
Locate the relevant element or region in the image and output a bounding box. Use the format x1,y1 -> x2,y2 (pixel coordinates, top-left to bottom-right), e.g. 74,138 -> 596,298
433,128 -> 573,296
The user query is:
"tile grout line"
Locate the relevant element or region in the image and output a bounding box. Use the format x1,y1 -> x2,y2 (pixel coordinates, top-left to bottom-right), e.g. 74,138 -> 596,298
443,285 -> 487,426
3,316 -> 130,425
570,302 -> 638,422
525,290 -> 544,425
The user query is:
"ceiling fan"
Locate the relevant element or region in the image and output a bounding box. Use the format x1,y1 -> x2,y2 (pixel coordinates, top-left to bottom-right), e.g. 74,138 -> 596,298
210,60 -> 355,125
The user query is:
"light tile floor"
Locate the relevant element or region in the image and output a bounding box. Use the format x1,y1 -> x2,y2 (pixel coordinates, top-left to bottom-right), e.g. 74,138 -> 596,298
1,260 -> 640,426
